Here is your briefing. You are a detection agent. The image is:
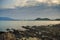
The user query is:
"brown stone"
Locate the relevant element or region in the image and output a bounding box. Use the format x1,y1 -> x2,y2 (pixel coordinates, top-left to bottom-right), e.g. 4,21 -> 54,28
0,32 -> 16,40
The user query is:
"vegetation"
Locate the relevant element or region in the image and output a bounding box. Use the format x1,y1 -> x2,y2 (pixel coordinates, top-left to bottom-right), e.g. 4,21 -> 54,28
55,19 -> 60,21
35,18 -> 50,20
35,18 -> 60,21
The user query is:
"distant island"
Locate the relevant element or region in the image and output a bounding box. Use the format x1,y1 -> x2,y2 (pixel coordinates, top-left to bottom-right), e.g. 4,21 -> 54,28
0,17 -> 60,21
35,18 -> 50,21
35,18 -> 60,21
55,19 -> 60,21
0,17 -> 15,21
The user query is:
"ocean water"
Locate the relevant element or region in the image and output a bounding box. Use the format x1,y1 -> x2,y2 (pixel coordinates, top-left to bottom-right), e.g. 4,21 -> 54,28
0,21 -> 60,31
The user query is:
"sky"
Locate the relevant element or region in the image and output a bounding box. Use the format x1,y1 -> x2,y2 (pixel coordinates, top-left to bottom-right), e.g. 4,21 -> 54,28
0,0 -> 60,19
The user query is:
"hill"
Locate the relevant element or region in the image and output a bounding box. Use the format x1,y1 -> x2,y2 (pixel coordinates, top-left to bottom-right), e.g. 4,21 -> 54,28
0,17 -> 14,21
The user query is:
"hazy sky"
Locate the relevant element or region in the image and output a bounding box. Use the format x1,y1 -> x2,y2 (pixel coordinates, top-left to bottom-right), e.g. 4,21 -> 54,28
0,0 -> 60,19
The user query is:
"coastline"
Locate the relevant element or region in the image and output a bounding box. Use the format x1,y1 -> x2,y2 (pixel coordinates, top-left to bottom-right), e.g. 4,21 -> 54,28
0,24 -> 60,40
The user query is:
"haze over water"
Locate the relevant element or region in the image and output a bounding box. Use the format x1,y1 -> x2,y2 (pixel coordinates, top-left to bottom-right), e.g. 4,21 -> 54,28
0,21 -> 60,31
0,0 -> 60,32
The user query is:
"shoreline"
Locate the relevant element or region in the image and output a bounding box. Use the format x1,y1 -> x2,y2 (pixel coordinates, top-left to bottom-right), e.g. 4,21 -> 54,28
0,24 -> 60,40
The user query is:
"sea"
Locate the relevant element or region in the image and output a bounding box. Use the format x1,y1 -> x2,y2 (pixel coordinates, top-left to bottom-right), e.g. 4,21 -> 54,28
0,21 -> 60,31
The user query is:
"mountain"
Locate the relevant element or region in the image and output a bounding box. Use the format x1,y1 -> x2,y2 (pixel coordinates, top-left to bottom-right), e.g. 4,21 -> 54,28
0,17 -> 15,21
35,18 -> 50,20
55,19 -> 60,21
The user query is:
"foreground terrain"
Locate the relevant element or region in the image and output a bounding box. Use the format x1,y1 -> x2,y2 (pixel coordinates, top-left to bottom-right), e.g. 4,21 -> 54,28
0,24 -> 60,40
